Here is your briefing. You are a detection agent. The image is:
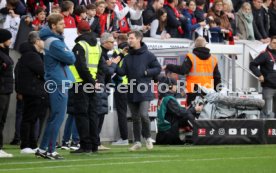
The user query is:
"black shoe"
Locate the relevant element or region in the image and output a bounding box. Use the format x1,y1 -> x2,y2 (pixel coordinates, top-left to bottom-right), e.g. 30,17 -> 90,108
35,150 -> 47,158
10,139 -> 20,145
45,152 -> 64,160
70,148 -> 91,154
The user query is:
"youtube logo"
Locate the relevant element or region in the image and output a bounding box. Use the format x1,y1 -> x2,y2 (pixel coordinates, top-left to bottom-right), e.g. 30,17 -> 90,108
198,128 -> 206,136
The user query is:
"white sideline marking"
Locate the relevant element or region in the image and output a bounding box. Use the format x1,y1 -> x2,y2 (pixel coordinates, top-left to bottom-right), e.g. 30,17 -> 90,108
0,154 -> 179,166
1,156 -> 275,171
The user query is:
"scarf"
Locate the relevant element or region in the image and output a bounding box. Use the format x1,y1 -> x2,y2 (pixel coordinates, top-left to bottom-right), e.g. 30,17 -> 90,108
242,11 -> 255,40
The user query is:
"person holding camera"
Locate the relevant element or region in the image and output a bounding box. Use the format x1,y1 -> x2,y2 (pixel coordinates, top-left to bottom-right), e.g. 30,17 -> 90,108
156,76 -> 203,145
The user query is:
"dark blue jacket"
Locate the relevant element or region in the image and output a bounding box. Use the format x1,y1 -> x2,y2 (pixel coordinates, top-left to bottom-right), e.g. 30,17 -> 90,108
182,9 -> 201,40
116,42 -> 161,102
164,5 -> 183,38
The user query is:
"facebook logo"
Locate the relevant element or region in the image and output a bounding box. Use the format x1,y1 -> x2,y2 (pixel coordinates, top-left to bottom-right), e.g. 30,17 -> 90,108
241,128 -> 247,135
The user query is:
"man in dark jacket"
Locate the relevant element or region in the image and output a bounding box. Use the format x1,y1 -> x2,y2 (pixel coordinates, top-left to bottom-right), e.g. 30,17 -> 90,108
252,0 -> 270,43
164,0 -> 185,38
164,37 -> 222,106
0,29 -> 13,158
70,21 -> 119,154
142,0 -> 164,36
250,36 -> 276,118
156,77 -> 203,145
15,31 -> 48,154
116,30 -> 161,151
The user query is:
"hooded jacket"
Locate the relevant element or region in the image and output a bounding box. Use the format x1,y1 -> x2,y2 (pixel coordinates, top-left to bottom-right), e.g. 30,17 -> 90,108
166,47 -> 222,91
0,46 -> 13,94
72,32 -> 117,85
39,26 -> 76,86
116,42 -> 161,102
15,42 -> 47,97
250,46 -> 276,89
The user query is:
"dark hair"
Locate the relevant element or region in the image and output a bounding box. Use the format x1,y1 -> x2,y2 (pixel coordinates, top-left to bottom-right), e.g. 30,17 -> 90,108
117,34 -> 128,43
47,13 -> 64,29
74,5 -> 87,15
35,7 -> 45,16
127,30 -> 143,41
157,8 -> 167,32
167,0 -> 174,4
61,0 -> 74,12
86,3 -> 96,10
271,36 -> 276,42
196,0 -> 206,6
6,0 -> 19,7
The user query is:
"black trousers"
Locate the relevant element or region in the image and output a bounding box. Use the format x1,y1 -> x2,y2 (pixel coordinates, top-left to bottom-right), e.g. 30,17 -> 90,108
97,113 -> 105,146
0,94 -> 10,149
74,88 -> 98,152
20,95 -> 48,149
114,90 -> 128,140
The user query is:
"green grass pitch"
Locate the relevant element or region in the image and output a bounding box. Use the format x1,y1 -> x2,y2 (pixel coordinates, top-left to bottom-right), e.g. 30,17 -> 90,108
1,144 -> 276,173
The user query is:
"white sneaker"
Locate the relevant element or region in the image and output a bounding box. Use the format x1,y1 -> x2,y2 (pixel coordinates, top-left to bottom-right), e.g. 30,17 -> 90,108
20,148 -> 35,154
145,138 -> 153,150
0,150 -> 13,158
98,145 -> 111,151
111,139 -> 129,146
129,142 -> 142,151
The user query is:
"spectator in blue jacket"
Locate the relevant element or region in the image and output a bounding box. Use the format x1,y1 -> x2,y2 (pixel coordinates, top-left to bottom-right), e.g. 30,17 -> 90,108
182,0 -> 206,39
35,13 -> 76,160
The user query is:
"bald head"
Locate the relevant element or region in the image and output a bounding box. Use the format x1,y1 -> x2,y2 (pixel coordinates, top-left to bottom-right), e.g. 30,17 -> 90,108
194,37 -> 207,48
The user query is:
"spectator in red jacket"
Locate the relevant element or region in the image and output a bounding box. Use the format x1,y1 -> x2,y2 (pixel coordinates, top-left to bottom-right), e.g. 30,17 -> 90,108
61,0 -> 76,28
32,7 -> 46,31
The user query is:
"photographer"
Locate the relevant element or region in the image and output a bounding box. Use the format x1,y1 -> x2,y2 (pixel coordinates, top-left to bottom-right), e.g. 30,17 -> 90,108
156,77 -> 203,145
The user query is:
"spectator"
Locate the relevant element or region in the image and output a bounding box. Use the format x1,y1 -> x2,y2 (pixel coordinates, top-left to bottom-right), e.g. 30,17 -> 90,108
269,0 -> 276,36
0,29 -> 13,158
61,0 -> 76,28
250,36 -> 276,118
262,0 -> 272,33
0,0 -> 26,16
182,0 -> 206,40
236,2 -> 255,40
99,0 -> 118,35
150,8 -> 171,39
164,0 -> 185,38
223,0 -> 236,35
32,7 -> 46,31
16,31 -> 48,154
142,0 -> 164,36
114,0 -> 131,33
74,5 -> 87,24
252,0 -> 270,43
127,0 -> 149,33
207,0 -> 232,31
209,18 -> 229,42
3,6 -> 20,48
195,0 -> 207,22
51,4 -> 61,13
86,3 -> 101,37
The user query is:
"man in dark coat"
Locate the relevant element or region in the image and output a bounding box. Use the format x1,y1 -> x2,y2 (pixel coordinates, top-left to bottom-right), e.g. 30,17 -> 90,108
15,31 -> 48,154
116,30 -> 161,151
250,36 -> 276,118
0,28 -> 13,158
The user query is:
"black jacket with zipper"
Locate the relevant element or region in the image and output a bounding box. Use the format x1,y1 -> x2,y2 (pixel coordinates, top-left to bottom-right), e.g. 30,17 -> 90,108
250,46 -> 276,89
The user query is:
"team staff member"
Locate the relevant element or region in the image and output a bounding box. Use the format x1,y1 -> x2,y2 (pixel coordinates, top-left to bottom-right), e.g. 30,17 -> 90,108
164,37 -> 222,106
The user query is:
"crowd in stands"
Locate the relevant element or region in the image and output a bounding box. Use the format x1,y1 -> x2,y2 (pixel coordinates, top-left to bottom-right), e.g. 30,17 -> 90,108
0,0 -> 276,45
